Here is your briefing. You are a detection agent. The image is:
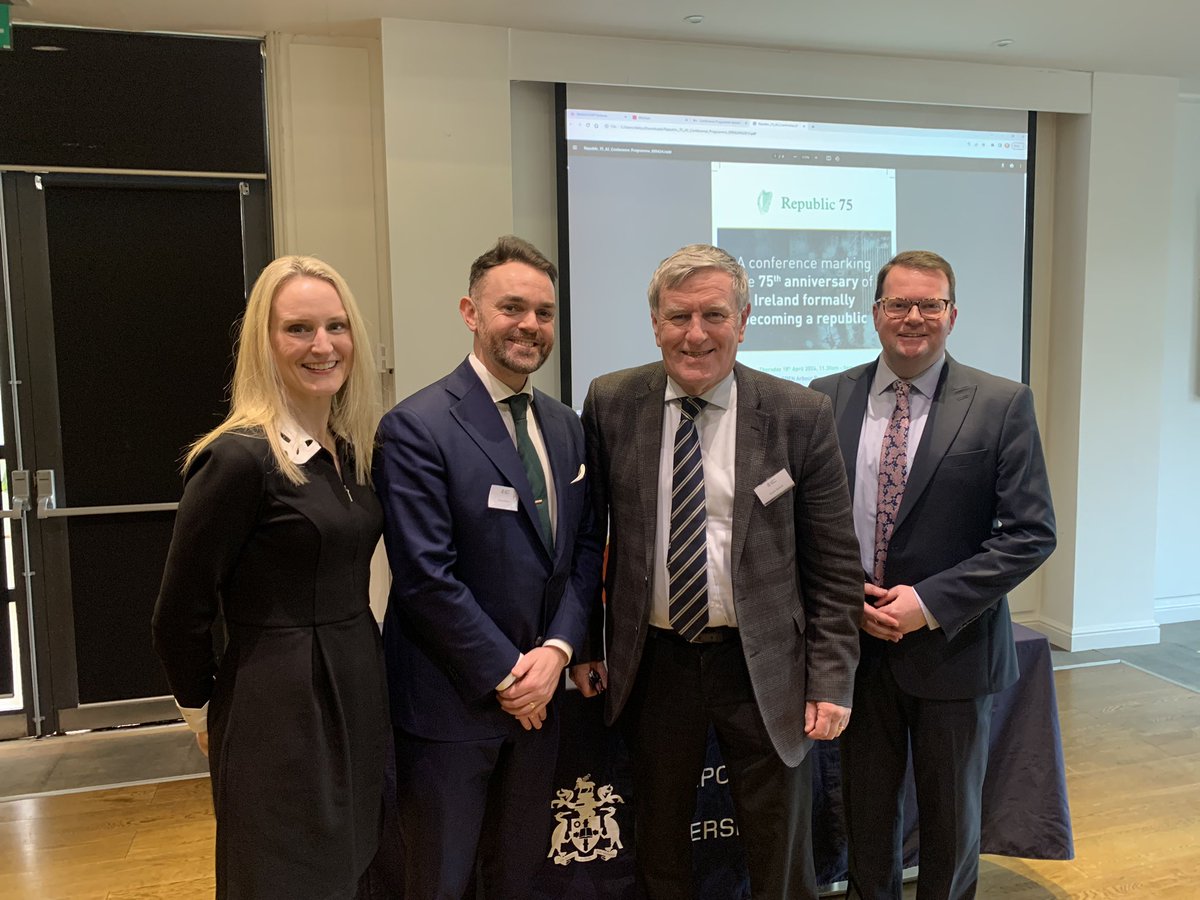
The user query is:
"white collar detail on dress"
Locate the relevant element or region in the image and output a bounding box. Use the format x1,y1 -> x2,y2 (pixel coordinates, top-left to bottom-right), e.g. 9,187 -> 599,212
278,420 -> 324,465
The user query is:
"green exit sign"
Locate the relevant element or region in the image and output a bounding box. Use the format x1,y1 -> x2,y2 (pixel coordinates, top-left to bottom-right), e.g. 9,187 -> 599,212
0,7 -> 11,52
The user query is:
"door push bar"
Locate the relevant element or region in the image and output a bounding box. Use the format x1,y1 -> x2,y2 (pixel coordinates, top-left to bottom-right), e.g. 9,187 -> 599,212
33,469 -> 178,519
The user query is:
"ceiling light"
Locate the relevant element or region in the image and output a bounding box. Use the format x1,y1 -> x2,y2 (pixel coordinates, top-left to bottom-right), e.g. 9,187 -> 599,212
684,15 -> 705,25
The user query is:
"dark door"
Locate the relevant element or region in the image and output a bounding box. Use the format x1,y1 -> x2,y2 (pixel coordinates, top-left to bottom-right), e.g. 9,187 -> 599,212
0,171 -> 270,734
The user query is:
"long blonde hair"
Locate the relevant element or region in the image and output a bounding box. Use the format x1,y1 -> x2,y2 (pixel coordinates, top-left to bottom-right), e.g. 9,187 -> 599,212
185,255 -> 380,485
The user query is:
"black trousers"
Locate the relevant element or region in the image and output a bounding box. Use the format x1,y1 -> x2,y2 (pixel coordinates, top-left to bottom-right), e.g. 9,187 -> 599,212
841,656 -> 993,900
620,628 -> 816,900
393,716 -> 559,900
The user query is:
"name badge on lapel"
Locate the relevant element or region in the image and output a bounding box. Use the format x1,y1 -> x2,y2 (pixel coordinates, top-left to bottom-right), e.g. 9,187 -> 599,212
488,484 -> 519,512
754,469 -> 795,506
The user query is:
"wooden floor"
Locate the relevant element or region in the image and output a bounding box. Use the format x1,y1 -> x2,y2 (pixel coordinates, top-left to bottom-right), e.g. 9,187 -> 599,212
0,777 -> 214,899
1,661 -> 1198,898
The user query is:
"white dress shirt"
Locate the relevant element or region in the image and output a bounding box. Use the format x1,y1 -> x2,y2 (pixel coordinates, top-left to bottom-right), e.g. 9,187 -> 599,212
852,356 -> 944,629
467,354 -> 572,677
650,370 -> 739,629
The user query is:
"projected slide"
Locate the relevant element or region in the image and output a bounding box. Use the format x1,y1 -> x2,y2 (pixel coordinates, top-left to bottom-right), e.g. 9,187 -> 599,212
560,92 -> 1030,406
710,162 -> 896,383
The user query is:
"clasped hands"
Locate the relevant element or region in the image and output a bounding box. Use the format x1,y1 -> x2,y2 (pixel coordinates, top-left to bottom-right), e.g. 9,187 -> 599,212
496,645 -> 569,731
861,582 -> 927,642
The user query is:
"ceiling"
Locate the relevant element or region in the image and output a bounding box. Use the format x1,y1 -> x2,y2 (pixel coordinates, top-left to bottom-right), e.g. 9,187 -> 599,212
10,0 -> 1200,85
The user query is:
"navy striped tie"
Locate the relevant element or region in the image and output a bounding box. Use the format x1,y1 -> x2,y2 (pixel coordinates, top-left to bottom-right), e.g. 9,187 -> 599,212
668,396 -> 709,642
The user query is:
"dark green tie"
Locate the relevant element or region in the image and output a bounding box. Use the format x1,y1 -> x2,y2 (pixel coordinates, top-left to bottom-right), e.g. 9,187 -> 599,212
503,394 -> 554,553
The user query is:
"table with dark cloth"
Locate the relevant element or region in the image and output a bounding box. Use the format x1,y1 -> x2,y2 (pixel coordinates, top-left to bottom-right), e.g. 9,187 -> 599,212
362,623 -> 1072,898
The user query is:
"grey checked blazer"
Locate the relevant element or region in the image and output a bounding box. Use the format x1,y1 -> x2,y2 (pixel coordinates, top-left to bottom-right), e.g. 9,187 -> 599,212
581,362 -> 863,766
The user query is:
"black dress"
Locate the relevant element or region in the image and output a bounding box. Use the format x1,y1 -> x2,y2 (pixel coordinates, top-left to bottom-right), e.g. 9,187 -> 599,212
153,430 -> 387,900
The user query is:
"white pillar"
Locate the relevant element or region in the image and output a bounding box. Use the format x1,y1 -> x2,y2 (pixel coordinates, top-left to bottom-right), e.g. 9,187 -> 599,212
1040,73 -> 1177,649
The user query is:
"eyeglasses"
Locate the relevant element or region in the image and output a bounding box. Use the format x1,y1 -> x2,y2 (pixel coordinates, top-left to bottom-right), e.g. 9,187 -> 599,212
875,298 -> 952,319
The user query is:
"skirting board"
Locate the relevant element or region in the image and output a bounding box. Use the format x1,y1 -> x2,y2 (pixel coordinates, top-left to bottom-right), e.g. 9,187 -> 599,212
1154,595 -> 1200,625
1017,617 -> 1160,652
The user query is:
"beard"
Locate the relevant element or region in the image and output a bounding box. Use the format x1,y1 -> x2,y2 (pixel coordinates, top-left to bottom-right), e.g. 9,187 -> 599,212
479,324 -> 551,376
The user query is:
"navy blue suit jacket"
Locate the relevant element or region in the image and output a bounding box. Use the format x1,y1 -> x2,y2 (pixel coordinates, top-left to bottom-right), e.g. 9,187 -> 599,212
374,358 -> 604,741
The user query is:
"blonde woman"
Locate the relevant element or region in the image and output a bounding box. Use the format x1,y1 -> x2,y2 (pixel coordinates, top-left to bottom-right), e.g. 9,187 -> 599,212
153,256 -> 386,899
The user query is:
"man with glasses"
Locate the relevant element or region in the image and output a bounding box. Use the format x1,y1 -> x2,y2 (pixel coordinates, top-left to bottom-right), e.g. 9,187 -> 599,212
810,250 -> 1056,899
571,244 -> 863,899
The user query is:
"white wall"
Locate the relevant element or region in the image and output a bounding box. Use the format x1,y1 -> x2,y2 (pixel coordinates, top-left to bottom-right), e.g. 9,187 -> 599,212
1155,95 -> 1200,623
267,33 -> 393,388
379,19 -> 514,402
369,19 -> 1194,648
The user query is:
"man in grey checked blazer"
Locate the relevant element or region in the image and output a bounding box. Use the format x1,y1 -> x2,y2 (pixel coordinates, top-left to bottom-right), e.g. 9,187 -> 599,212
570,245 -> 863,899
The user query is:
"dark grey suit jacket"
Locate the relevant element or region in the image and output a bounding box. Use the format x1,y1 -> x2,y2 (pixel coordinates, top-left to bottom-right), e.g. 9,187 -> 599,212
810,354 -> 1056,700
582,361 -> 862,767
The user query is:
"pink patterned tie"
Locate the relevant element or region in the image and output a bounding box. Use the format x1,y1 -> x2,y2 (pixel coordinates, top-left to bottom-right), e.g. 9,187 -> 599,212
873,380 -> 911,586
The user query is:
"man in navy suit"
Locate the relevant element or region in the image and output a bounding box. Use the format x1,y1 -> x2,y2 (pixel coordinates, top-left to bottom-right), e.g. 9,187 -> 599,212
374,236 -> 604,899
810,251 -> 1056,899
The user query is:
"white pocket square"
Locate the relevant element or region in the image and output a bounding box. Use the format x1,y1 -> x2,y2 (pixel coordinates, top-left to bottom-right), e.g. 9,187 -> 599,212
570,463 -> 586,484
